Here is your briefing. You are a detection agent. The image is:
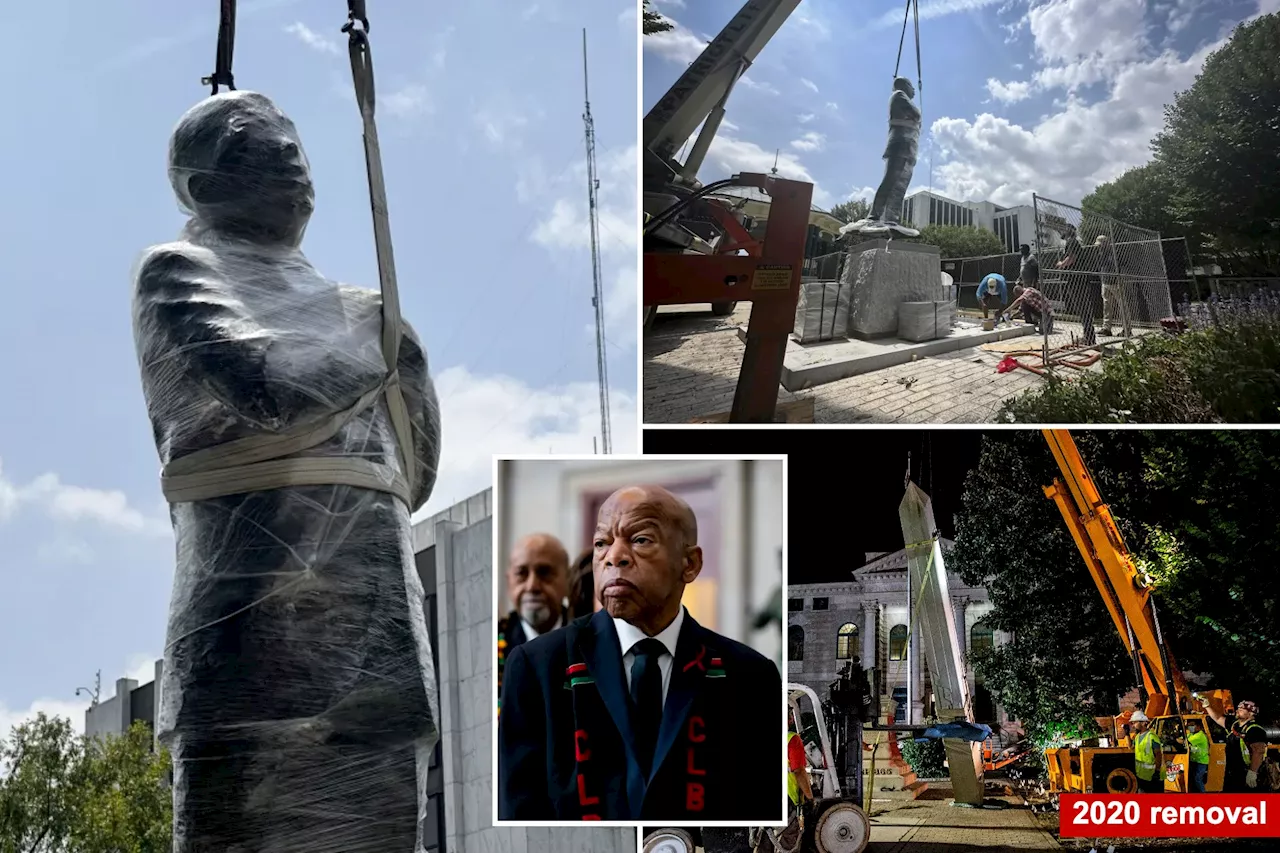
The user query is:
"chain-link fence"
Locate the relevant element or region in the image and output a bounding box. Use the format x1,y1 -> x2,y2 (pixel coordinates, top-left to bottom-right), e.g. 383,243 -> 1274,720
1030,194 -> 1175,345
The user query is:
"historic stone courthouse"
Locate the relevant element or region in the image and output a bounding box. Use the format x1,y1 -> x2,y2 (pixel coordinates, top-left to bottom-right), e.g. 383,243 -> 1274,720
786,542 -> 1019,735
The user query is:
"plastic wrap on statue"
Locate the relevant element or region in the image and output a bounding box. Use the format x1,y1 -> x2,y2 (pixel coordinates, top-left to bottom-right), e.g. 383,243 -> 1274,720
132,91 -> 441,853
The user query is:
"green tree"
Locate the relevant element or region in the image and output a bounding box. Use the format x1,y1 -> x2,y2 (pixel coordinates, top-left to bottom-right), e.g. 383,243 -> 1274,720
1081,163 -> 1184,244
643,1 -> 673,35
0,714 -> 84,853
71,723 -> 172,853
947,432 -> 1133,744
949,431 -> 1280,744
0,717 -> 172,853
1152,13 -> 1280,270
906,224 -> 1006,259
829,198 -> 870,224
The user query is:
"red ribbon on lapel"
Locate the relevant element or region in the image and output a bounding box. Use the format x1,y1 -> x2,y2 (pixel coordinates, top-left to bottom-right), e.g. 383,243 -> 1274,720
683,644 -> 708,673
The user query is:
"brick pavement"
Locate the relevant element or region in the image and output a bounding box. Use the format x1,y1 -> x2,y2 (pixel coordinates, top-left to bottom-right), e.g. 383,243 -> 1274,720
644,305 -> 1050,424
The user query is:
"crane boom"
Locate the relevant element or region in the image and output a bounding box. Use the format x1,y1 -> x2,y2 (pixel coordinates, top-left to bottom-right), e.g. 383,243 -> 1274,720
643,0 -> 803,181
1041,429 -> 1189,718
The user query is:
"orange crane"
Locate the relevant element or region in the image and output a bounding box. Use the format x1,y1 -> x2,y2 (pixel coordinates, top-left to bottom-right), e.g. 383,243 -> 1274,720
1039,429 -> 1278,794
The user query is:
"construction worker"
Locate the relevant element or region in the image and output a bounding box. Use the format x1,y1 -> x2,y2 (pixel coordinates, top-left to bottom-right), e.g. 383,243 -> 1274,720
1130,711 -> 1164,793
979,272 -> 1007,318
1185,719 -> 1210,793
787,723 -> 814,823
1204,699 -> 1269,792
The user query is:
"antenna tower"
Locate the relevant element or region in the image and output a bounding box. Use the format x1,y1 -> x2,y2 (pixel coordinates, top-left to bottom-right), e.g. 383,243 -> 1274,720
582,29 -> 612,454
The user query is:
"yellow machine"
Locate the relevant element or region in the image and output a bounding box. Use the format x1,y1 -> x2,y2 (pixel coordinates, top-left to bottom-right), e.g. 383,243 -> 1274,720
1039,429 -> 1278,794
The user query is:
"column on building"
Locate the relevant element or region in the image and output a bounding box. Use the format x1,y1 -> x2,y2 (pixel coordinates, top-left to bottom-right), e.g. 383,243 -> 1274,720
908,600 -> 924,725
860,600 -> 877,719
952,597 -> 971,699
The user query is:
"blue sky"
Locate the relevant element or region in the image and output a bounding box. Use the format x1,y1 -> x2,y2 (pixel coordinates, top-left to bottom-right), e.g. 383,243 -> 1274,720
0,0 -> 639,733
644,0 -> 1276,210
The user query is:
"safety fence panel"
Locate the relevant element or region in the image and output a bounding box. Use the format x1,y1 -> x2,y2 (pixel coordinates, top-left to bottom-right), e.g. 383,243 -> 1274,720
1032,195 -> 1175,345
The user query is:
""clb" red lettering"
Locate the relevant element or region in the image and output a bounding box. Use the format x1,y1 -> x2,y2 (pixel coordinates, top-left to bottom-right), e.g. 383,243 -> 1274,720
574,729 -> 591,762
688,716 -> 706,743
577,774 -> 599,806
686,782 -> 705,812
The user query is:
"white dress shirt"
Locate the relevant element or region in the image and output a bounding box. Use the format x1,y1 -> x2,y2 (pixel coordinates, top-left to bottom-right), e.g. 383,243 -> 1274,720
520,613 -> 563,641
613,606 -> 685,708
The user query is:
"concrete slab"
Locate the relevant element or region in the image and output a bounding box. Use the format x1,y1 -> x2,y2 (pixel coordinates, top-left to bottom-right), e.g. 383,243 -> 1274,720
736,320 -> 1037,391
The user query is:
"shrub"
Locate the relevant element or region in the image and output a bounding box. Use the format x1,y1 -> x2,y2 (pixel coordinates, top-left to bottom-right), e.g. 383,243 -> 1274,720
899,737 -> 946,779
998,312 -> 1280,423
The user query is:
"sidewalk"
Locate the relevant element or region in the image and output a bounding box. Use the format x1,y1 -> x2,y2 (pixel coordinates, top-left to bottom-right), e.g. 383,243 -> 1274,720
644,304 -> 1047,424
867,783 -> 1061,852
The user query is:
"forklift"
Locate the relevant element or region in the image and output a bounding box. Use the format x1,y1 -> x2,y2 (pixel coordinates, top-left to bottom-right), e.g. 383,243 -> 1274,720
641,683 -> 872,853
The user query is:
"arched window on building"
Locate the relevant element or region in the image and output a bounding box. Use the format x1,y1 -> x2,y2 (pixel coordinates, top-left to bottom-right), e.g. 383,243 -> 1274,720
836,623 -> 858,659
789,625 -> 805,661
889,624 -> 908,661
970,620 -> 995,657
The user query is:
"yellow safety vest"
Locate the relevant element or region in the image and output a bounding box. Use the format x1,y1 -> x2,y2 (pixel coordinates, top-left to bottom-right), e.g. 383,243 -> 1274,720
1234,722 -> 1265,763
1134,730 -> 1158,781
1187,730 -> 1210,765
787,732 -> 803,804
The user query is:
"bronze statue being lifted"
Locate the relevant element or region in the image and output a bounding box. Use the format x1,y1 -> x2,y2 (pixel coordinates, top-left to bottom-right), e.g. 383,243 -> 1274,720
840,77 -> 922,239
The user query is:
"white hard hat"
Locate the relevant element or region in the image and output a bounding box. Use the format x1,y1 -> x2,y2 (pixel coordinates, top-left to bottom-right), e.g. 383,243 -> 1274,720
1129,711 -> 1149,723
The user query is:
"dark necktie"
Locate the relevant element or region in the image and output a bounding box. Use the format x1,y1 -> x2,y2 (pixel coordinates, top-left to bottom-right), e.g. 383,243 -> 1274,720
629,638 -> 666,776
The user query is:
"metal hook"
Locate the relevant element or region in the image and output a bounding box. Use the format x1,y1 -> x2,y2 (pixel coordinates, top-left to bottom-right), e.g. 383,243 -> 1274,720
342,0 -> 370,34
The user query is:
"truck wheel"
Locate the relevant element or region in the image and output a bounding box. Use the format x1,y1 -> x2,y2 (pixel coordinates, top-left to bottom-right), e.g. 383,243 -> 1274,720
643,828 -> 695,853
711,300 -> 737,316
1104,767 -> 1138,794
814,801 -> 870,853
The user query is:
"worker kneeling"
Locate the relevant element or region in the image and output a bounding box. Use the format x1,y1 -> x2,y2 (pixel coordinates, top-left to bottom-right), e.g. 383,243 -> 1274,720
133,92 -> 442,851
1130,712 -> 1164,794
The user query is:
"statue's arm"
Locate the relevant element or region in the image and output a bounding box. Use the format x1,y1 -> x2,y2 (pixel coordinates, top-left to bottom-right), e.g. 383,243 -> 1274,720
134,248 -> 283,427
396,318 -> 442,511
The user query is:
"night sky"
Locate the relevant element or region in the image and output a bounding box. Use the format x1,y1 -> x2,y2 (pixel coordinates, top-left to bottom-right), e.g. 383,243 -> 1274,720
642,429 -> 985,584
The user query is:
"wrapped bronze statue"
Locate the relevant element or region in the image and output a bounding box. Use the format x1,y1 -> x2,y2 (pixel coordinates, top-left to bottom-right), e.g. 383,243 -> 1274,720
132,91 -> 441,852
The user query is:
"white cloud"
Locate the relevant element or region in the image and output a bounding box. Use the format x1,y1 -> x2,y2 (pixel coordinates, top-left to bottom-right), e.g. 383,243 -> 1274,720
797,113 -> 816,124
0,458 -> 169,537
652,0 -> 685,6
720,118 -> 740,132
986,77 -> 1034,103
643,19 -> 707,66
872,0 -> 1006,28
923,0 -> 1279,208
529,144 -> 638,258
122,653 -> 161,687
419,369 -> 638,518
930,39 -> 1219,206
474,108 -> 530,148
800,78 -> 819,94
618,4 -> 637,29
846,186 -> 878,203
385,84 -> 433,118
284,21 -> 340,55
0,698 -> 88,741
790,131 -> 826,153
739,77 -> 780,96
825,101 -> 839,112
701,134 -> 832,208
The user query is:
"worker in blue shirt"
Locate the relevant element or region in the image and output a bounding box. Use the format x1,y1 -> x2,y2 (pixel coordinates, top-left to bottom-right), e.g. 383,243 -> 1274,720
979,272 -> 1007,318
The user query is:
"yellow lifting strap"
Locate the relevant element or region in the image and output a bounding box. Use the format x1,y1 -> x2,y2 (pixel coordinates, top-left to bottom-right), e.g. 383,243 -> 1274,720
160,1 -> 417,507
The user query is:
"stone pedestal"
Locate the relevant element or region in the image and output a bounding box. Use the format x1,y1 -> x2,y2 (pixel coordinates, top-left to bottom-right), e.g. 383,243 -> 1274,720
840,240 -> 946,339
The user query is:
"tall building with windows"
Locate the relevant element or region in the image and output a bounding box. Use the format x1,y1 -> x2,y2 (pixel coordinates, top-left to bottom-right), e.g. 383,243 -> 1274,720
901,190 -> 1038,255
786,544 -> 1018,736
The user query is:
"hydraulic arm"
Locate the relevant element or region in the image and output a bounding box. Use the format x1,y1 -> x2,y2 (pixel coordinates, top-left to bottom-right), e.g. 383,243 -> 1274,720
1041,429 -> 1189,718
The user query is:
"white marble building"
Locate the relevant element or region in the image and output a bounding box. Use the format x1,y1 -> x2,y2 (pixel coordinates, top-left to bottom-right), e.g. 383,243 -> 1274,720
787,544 -> 1017,734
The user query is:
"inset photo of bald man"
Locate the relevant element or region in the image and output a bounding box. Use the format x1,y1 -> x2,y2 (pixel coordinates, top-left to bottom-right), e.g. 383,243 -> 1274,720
493,455 -> 787,826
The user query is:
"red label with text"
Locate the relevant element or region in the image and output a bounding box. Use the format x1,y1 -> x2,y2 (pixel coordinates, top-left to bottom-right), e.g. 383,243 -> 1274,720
1060,794 -> 1280,838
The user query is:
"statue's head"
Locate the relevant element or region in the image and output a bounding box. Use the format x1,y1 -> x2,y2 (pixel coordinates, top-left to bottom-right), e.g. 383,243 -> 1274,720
893,76 -> 915,99
168,91 -> 315,247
